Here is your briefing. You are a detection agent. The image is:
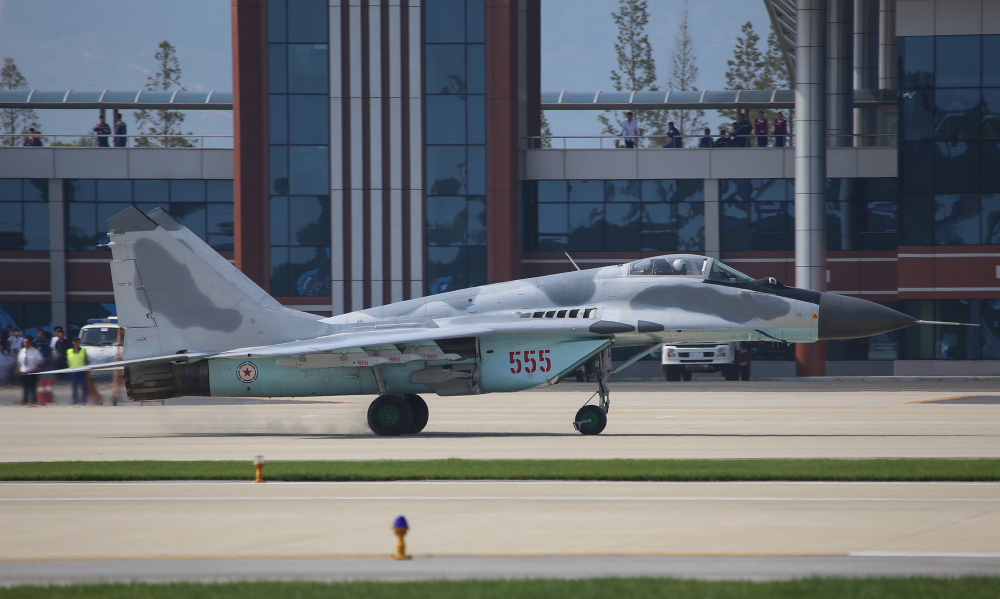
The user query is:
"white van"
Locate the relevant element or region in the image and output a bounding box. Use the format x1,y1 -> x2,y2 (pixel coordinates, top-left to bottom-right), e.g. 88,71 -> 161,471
77,317 -> 122,365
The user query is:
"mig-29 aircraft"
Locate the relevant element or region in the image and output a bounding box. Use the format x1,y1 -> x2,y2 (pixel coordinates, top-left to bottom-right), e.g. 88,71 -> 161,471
58,206 -> 930,436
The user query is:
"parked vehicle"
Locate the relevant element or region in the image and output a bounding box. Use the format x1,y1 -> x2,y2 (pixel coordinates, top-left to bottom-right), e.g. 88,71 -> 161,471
77,317 -> 122,365
661,342 -> 750,381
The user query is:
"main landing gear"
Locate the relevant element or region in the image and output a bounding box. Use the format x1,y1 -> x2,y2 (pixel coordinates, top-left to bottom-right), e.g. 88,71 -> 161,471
574,348 -> 612,435
367,393 -> 428,436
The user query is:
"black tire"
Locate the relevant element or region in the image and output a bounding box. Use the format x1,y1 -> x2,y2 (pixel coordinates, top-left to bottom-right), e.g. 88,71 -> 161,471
367,394 -> 413,436
723,365 -> 739,381
740,364 -> 751,381
664,366 -> 682,382
574,405 -> 607,435
403,394 -> 429,434
682,370 -> 692,381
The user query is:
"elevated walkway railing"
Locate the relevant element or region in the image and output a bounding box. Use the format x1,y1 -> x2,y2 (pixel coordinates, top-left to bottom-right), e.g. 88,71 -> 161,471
1,133 -> 233,149
524,133 -> 896,150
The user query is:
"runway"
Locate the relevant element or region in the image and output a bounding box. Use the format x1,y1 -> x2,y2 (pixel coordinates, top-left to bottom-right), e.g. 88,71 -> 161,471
1,380 -> 999,584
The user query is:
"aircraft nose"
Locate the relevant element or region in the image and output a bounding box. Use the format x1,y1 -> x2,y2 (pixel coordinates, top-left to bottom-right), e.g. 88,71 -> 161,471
817,292 -> 917,340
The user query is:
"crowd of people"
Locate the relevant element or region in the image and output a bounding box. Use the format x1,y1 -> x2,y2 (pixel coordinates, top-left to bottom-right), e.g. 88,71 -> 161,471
19,112 -> 128,148
616,108 -> 791,149
0,325 -> 102,406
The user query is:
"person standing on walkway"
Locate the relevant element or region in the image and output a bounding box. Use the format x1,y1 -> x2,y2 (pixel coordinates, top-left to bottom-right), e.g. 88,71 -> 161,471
620,111 -> 641,148
17,337 -> 42,405
113,113 -> 127,147
93,116 -> 111,147
773,112 -> 789,147
66,338 -> 89,405
754,111 -> 769,147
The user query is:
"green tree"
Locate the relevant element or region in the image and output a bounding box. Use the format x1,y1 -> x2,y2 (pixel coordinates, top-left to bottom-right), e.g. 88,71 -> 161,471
722,21 -> 791,145
597,0 -> 664,147
664,1 -> 707,147
0,57 -> 42,147
539,110 -> 553,148
133,40 -> 193,147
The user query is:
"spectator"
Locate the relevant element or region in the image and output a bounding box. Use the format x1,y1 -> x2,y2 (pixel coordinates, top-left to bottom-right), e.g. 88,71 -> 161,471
93,116 -> 111,147
714,128 -> 731,148
699,127 -> 713,148
733,110 -> 752,147
665,121 -> 682,148
620,111 -> 640,148
17,337 -> 42,405
51,326 -> 71,371
754,111 -> 769,147
773,112 -> 789,147
23,128 -> 43,147
8,329 -> 23,353
113,113 -> 127,147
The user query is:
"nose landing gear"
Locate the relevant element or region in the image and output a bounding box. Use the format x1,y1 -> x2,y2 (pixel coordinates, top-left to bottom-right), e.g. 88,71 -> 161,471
574,348 -> 611,435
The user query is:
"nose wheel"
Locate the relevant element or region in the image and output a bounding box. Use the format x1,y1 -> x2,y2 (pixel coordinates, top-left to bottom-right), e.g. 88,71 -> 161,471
573,348 -> 612,435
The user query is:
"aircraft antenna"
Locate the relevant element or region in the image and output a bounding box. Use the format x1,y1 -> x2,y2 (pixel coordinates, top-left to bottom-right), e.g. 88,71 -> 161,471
914,320 -> 979,327
564,252 -> 581,271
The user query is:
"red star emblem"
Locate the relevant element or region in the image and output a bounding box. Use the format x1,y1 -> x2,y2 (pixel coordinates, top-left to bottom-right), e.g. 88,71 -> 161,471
237,362 -> 258,383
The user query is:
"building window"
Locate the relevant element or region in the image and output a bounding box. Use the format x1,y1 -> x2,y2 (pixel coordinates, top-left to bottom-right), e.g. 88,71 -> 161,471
0,179 -> 49,251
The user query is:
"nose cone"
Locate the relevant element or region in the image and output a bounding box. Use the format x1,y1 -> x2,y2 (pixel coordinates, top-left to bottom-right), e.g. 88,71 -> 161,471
818,293 -> 917,340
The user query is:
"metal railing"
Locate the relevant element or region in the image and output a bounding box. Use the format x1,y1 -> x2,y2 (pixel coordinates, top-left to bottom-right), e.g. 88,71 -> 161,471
524,133 -> 896,150
0,133 -> 234,149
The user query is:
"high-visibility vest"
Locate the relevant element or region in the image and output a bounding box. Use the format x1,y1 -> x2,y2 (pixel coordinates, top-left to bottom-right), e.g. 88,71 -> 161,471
66,347 -> 87,368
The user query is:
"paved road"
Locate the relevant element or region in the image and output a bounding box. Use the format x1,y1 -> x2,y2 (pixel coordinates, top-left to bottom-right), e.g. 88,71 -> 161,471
1,380 -> 998,584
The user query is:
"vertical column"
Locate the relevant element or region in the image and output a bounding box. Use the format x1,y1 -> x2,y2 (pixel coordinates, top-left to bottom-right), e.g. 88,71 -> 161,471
231,0 -> 270,289
330,1 -> 346,315
48,179 -> 66,330
878,0 -> 896,90
795,0 -> 828,376
485,0 -> 527,284
827,0 -> 853,147
703,178 -> 720,260
854,0 -> 878,146
406,0 -> 423,300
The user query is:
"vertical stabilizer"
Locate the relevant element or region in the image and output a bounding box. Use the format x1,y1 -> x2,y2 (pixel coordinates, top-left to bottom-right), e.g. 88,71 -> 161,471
106,207 -> 330,360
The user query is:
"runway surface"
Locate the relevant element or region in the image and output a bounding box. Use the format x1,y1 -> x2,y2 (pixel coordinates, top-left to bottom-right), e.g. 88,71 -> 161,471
1,380 -> 999,584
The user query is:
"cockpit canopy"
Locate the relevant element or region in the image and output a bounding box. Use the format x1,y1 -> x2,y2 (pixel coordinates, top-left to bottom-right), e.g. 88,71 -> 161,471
628,254 -> 756,284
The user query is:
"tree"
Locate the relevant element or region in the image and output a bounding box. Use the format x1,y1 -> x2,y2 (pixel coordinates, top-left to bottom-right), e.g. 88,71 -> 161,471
539,110 -> 553,149
663,1 -> 707,147
133,40 -> 193,147
720,21 -> 764,126
597,0 -> 665,147
0,57 -> 42,147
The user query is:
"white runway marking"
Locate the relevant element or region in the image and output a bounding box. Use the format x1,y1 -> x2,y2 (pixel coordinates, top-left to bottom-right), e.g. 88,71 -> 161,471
2,495 -> 998,503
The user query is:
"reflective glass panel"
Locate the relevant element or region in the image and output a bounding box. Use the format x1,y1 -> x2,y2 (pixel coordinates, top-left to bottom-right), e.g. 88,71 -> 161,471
22,180 -> 47,203
133,180 -> 169,205
270,146 -> 289,194
270,247 -> 290,295
604,203 -> 641,251
934,88 -> 981,140
288,95 -> 329,145
206,180 -> 233,204
900,36 -> 933,88
288,146 -> 329,195
466,145 -> 485,195
466,44 -> 485,94
985,36 -> 1000,86
426,45 -> 466,94
641,180 -> 675,203
466,0 -> 484,43
170,203 -> 207,238
24,203 -> 50,249
642,203 -> 676,233
427,246 -> 467,293
537,204 -> 568,235
467,196 -> 485,244
466,94 -> 485,144
426,95 -> 467,144
426,146 -> 466,196
97,180 -> 131,203
269,94 -> 287,144
270,196 -> 289,245
936,36 -> 981,88
567,180 -> 602,202
751,202 -> 790,233
900,89 -> 934,141
721,202 -> 750,250
425,0 -> 465,43
900,142 -> 934,193
981,194 -> 1000,244
427,196 -> 467,245
268,44 -> 287,94
66,203 -> 95,251
900,193 -> 934,245
605,180 -> 641,202
287,44 -> 328,94
934,141 -> 980,194
982,89 -> 1000,139
289,196 -> 328,245
934,194 -> 980,245
267,0 -> 286,43
64,179 -> 95,203
170,180 -> 205,203
868,200 -> 898,233
0,179 -> 19,202
567,203 -> 604,251
537,180 -> 567,202
286,0 -> 326,43
207,203 -> 234,250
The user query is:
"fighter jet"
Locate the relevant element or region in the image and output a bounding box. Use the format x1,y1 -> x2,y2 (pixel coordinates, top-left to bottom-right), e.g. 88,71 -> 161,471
64,206 -> 929,435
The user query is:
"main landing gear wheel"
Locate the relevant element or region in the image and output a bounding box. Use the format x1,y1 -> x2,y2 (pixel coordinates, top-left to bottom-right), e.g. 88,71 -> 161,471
574,404 -> 607,435
367,394 -> 413,436
403,394 -> 429,435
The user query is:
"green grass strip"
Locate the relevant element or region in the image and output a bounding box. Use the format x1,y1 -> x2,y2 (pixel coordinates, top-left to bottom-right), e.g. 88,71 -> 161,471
1,578 -> 999,599
0,458 -> 998,482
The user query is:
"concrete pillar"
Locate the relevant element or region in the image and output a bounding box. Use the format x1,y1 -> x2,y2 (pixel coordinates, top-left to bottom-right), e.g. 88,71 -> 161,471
854,0 -> 879,146
878,0 -> 896,89
48,178 -> 67,331
827,0 -> 853,147
795,0 -> 828,376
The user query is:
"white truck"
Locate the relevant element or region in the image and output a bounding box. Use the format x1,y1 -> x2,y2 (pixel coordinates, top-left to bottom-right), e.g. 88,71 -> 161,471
77,317 -> 122,365
661,342 -> 750,381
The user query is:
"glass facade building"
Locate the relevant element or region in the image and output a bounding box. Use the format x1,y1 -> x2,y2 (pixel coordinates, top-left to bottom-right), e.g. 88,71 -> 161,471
424,0 -> 487,293
0,179 -> 48,251
267,0 -> 331,297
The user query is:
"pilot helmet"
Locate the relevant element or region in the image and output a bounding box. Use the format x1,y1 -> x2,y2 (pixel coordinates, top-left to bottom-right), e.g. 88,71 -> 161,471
672,258 -> 686,273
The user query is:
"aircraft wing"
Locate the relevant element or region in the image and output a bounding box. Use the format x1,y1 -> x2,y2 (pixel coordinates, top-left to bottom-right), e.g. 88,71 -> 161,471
37,352 -> 216,375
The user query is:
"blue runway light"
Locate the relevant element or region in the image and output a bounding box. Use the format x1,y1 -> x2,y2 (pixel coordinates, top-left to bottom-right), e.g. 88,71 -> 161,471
393,515 -> 408,529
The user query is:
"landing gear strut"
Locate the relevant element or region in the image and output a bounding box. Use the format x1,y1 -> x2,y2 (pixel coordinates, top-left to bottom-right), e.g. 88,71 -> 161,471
574,348 -> 612,435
